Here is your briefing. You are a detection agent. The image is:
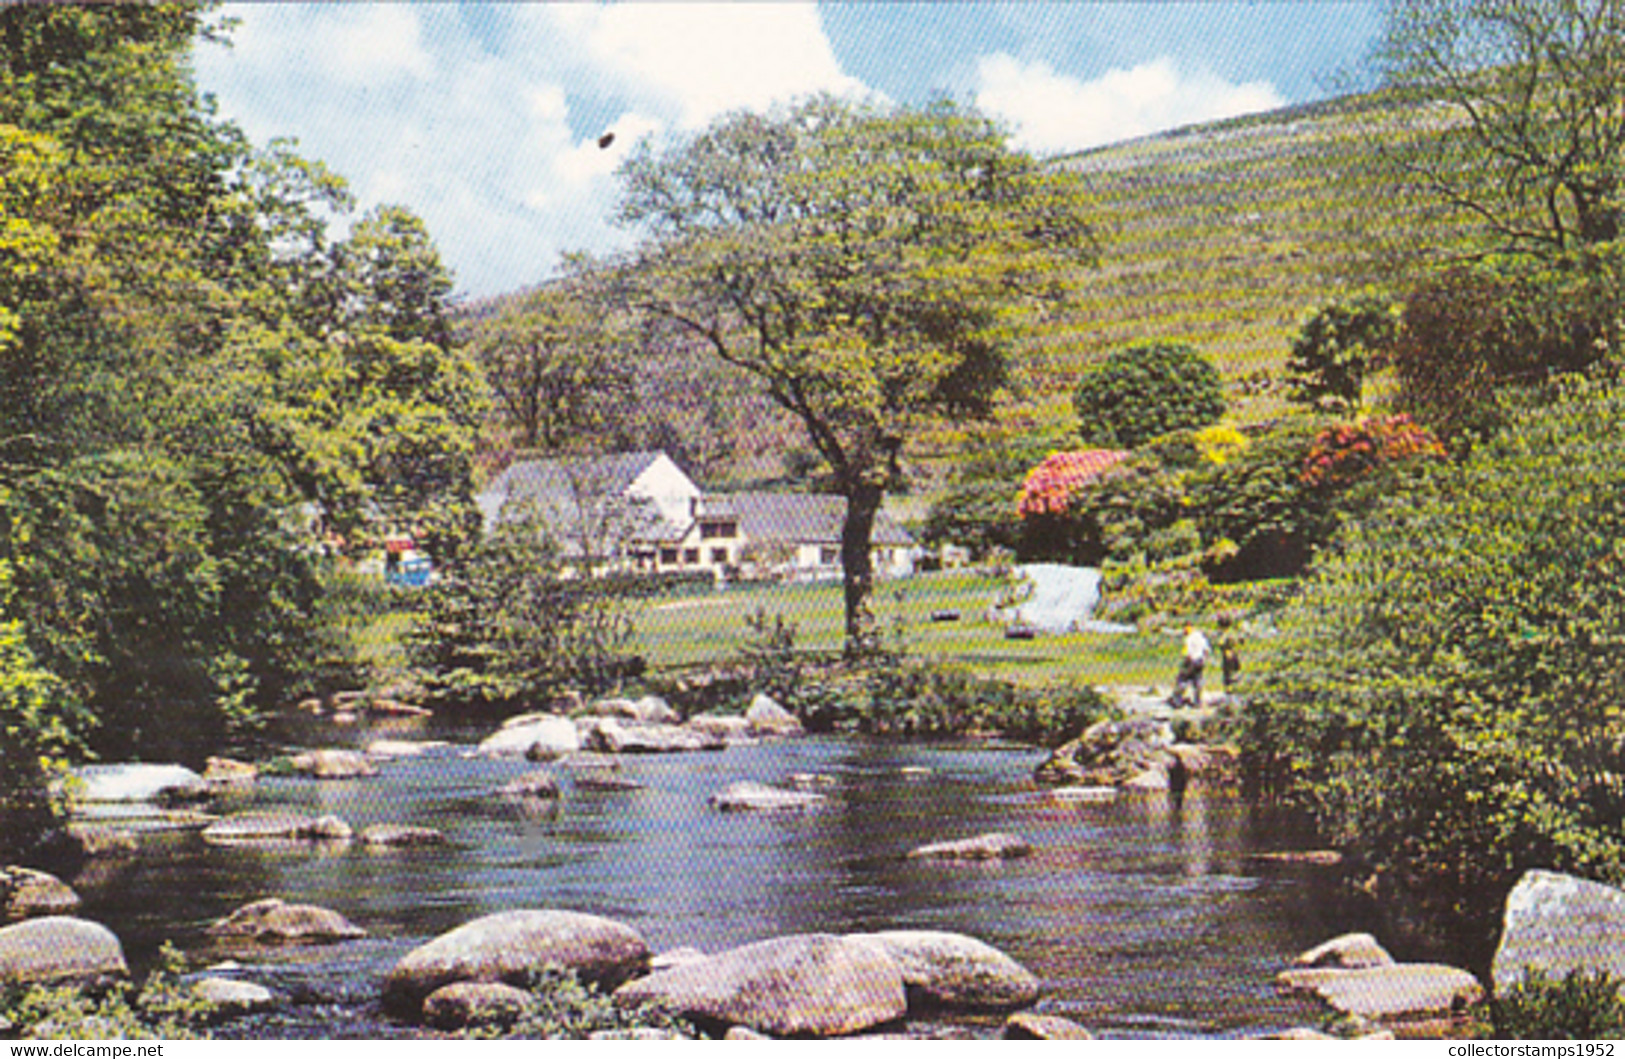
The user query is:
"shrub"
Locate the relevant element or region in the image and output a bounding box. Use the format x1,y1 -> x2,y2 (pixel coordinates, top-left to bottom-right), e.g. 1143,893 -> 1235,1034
1285,294 -> 1399,415
1240,382 -> 1625,935
1014,449 -> 1131,564
1073,342 -> 1226,451
409,520 -> 641,713
1188,416 -> 1331,581
1489,968 -> 1625,1040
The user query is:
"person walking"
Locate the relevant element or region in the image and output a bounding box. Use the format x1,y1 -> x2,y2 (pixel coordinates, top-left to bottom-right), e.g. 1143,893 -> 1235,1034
1171,624 -> 1210,708
1217,612 -> 1242,691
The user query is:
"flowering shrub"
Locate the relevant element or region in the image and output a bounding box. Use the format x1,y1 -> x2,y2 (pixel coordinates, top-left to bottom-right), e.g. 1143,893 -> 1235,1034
1300,414 -> 1446,491
1015,449 -> 1131,517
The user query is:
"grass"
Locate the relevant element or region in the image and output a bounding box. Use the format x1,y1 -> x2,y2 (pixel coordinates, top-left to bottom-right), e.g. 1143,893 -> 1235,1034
632,568 -> 1176,690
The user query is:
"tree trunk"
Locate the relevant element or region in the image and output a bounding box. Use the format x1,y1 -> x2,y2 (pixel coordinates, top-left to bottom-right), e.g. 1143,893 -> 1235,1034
840,481 -> 883,660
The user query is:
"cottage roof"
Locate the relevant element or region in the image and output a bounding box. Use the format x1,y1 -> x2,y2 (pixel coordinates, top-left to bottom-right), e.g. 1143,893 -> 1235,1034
477,450 -> 681,546
726,492 -> 914,547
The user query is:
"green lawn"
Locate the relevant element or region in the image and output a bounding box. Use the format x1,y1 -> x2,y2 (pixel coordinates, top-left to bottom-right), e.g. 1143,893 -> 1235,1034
633,569 -> 1177,690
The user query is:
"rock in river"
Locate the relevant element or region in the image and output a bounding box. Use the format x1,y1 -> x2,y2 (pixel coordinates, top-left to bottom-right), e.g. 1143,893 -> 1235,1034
1004,1012 -> 1095,1040
205,898 -> 366,944
906,832 -> 1031,861
1294,932 -> 1394,971
1492,870 -> 1625,994
289,749 -> 376,780
1280,962 -> 1483,1023
71,763 -> 208,804
383,909 -> 650,1017
422,981 -> 533,1030
2,867 -> 81,921
474,715 -> 581,759
359,824 -> 445,848
708,781 -> 824,812
744,694 -> 803,737
0,916 -> 127,987
614,933 -> 906,1037
849,930 -> 1039,1011
583,718 -> 723,754
202,811 -> 349,845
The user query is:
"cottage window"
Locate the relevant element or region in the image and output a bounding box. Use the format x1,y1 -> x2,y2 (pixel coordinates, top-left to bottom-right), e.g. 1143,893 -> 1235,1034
660,548 -> 679,565
819,546 -> 839,566
683,548 -> 700,564
711,547 -> 728,564
700,520 -> 736,540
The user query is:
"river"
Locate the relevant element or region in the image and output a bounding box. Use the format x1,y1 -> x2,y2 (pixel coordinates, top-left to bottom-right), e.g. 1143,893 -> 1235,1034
65,719 -> 1368,1039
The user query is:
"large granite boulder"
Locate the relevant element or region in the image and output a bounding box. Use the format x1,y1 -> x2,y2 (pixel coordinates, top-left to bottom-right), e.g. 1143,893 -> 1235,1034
906,832 -> 1031,862
744,694 -> 803,737
850,930 -> 1039,1011
383,909 -> 650,1017
583,718 -> 723,754
0,916 -> 127,986
1493,870 -> 1625,993
474,715 -> 581,759
708,781 -> 825,812
205,898 -> 366,943
1288,963 -> 1483,1023
422,981 -> 533,1030
1033,717 -> 1175,787
614,934 -> 906,1037
71,763 -> 208,804
289,749 -> 376,780
1,867 -> 81,920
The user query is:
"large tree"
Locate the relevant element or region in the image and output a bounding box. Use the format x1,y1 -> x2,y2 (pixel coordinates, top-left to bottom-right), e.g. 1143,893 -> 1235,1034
466,283 -> 634,453
613,96 -> 1095,654
1378,0 -> 1625,253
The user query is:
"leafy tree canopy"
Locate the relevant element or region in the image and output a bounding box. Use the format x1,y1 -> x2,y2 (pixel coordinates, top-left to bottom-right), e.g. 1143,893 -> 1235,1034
612,94 -> 1096,652
1073,341 -> 1226,451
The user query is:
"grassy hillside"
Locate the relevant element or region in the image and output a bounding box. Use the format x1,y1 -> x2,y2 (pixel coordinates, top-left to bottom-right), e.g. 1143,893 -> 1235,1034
922,93 -> 1473,464
465,90 -> 1476,499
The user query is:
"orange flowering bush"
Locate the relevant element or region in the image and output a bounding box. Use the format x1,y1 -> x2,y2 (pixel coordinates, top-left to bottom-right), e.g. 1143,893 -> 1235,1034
1016,449 -> 1131,517
1300,414 -> 1446,492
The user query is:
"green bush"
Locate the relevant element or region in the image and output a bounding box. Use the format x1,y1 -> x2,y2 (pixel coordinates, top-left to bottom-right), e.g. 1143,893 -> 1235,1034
1240,381 -> 1625,934
1489,968 -> 1625,1040
1285,294 -> 1399,415
1073,342 -> 1225,451
409,521 -> 642,713
1187,416 -> 1330,581
853,661 -> 1105,743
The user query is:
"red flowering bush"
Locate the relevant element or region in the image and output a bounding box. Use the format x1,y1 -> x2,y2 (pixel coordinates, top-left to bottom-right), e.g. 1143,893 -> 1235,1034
1301,414 -> 1446,492
1016,449 -> 1131,517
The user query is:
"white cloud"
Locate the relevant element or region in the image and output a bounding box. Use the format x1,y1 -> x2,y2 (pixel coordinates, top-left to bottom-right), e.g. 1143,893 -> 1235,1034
975,54 -> 1285,156
314,6 -> 435,85
547,2 -> 869,128
197,3 -> 872,298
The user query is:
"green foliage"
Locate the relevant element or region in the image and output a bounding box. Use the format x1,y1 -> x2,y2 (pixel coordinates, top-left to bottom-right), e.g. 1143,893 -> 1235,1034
740,606 -> 801,705
410,518 -> 642,713
802,660 -> 1105,744
0,943 -> 208,1039
1378,0 -> 1625,253
1285,294 -> 1399,414
1073,342 -> 1226,451
922,430 -> 1059,560
1488,968 -> 1625,1041
465,282 -> 637,453
0,555 -> 77,862
617,94 -> 1096,653
1188,416 -> 1331,581
481,968 -> 690,1040
0,6 -> 483,764
1393,259 -> 1618,449
1240,382 -> 1625,933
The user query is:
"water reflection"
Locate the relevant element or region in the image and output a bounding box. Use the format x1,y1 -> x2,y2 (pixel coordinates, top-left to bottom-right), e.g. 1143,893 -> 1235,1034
70,724 -> 1354,1037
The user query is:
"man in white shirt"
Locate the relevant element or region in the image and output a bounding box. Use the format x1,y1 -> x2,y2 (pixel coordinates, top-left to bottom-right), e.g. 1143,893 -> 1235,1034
1171,624 -> 1210,708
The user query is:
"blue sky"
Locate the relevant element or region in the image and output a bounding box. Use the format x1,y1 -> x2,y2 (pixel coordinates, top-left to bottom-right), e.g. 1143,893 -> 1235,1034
194,2 -> 1384,300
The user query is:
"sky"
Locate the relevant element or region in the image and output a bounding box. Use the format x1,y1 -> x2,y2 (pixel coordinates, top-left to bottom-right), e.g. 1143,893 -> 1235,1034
193,2 -> 1386,301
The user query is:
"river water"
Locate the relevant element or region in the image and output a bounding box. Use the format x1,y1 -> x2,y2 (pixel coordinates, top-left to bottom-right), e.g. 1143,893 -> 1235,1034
65,720 -> 1364,1039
